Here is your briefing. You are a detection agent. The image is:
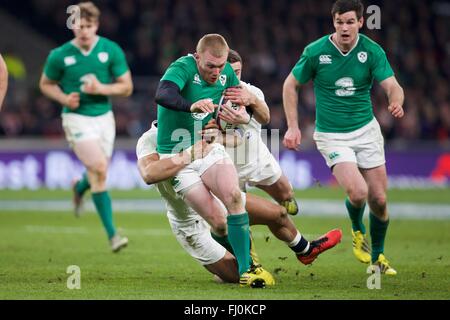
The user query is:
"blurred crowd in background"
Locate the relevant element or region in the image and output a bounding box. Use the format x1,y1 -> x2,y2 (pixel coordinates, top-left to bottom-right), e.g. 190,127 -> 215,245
1,0 -> 449,148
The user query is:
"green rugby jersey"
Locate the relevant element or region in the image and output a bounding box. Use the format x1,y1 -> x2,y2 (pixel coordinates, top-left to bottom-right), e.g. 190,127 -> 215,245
292,33 -> 394,133
43,36 -> 129,116
157,54 -> 240,154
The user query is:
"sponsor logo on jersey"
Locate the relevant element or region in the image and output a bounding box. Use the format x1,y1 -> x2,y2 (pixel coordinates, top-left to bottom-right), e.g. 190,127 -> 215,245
98,52 -> 109,63
319,55 -> 332,64
191,112 -> 209,120
64,56 -> 76,66
219,75 -> 227,86
335,77 -> 356,96
193,73 -> 201,85
357,51 -> 367,63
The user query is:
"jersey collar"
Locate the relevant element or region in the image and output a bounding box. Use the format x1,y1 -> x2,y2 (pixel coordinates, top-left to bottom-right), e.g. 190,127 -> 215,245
71,36 -> 100,56
328,33 -> 360,57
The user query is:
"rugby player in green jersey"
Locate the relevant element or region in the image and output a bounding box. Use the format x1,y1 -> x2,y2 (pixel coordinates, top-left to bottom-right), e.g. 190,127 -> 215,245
282,0 -> 404,275
0,54 -> 7,110
39,2 -> 133,252
154,34 -> 266,286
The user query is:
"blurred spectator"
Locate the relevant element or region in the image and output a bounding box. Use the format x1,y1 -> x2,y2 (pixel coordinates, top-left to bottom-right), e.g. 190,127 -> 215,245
0,0 -> 449,147
3,53 -> 26,80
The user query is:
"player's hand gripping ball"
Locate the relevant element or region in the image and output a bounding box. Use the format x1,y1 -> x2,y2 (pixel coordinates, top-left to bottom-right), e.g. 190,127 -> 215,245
214,95 -> 240,131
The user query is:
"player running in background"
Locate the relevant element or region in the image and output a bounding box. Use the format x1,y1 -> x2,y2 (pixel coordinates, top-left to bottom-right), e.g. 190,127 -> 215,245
39,2 -> 133,252
221,49 -> 299,215
0,54 -> 7,110
154,34 -> 259,285
136,121 -> 342,285
282,0 -> 404,274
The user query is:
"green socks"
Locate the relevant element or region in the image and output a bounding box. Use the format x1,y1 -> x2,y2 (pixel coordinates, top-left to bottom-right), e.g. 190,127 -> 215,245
211,232 -> 257,266
75,172 -> 90,196
370,213 -> 389,263
211,233 -> 234,255
92,191 -> 116,239
227,213 -> 251,276
345,198 -> 366,234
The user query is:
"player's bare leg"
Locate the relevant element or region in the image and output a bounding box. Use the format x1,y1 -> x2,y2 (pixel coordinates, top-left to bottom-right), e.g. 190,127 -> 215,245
360,165 -> 396,274
73,140 -> 127,252
182,183 -> 257,275
256,174 -> 298,215
360,165 -> 388,221
182,183 -> 228,236
256,175 -> 294,204
200,158 -> 252,278
204,251 -> 239,283
333,162 -> 371,263
201,158 -> 245,214
73,140 -> 108,192
246,193 -> 297,242
246,193 -> 341,265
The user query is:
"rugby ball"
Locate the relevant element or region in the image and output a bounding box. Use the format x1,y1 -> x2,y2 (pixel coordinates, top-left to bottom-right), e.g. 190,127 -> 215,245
215,95 -> 239,131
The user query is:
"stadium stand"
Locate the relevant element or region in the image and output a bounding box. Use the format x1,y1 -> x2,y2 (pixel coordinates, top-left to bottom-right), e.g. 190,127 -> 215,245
0,0 -> 449,148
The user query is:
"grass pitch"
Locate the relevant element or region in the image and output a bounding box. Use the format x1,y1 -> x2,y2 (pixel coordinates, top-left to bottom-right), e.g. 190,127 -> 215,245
0,187 -> 449,300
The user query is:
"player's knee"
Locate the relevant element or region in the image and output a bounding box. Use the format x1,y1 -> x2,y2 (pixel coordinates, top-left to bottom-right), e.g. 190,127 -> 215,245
224,188 -> 243,209
89,160 -> 108,180
275,205 -> 288,224
271,176 -> 294,201
210,216 -> 227,236
369,193 -> 387,211
348,186 -> 368,206
279,188 -> 294,202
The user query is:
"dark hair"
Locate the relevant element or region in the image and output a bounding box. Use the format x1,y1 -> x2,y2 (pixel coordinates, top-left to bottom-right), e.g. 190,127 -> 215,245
227,49 -> 242,64
331,0 -> 364,20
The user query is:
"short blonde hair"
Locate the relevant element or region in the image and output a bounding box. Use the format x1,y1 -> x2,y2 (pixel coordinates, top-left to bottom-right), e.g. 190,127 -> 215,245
78,1 -> 100,22
196,34 -> 229,57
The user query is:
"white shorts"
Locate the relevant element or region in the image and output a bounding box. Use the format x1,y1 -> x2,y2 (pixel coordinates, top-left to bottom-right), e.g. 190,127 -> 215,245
62,111 -> 115,158
160,143 -> 231,194
237,153 -> 282,190
313,118 -> 385,169
169,217 -> 226,266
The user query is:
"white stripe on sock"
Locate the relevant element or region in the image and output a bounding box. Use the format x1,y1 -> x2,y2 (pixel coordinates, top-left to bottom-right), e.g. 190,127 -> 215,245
287,231 -> 301,247
287,230 -> 310,254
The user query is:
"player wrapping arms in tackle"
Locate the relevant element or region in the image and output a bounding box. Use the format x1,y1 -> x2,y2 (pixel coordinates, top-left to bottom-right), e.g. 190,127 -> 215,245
219,49 -> 299,216
136,121 -> 342,286
154,33 -> 262,286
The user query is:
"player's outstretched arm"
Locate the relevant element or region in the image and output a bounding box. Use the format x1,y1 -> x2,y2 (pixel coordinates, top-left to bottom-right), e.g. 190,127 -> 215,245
39,73 -> 80,110
380,76 -> 405,118
282,73 -> 302,150
82,71 -> 133,97
0,54 -> 8,111
138,140 -> 213,184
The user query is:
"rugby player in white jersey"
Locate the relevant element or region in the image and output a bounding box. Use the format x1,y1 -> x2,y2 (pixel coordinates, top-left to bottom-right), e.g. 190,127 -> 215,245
220,49 -> 299,215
